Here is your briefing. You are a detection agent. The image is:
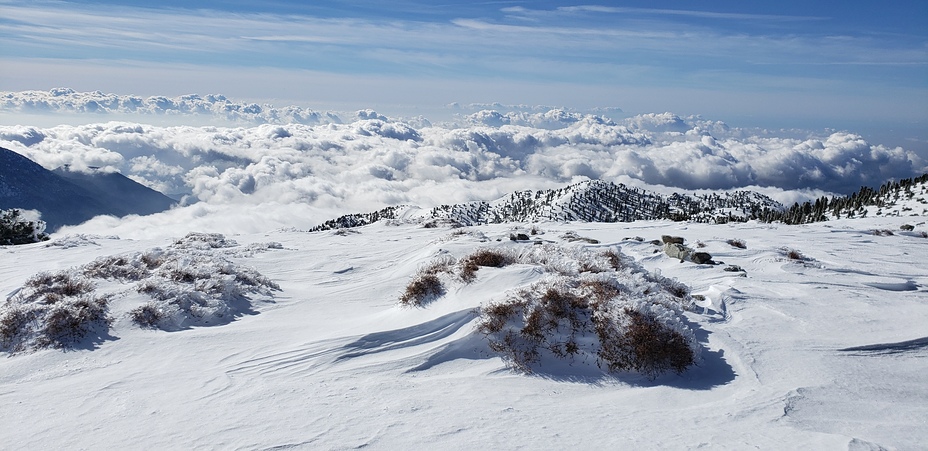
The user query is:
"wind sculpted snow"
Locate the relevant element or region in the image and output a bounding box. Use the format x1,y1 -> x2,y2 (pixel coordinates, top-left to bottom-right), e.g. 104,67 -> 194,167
0,217 -> 925,449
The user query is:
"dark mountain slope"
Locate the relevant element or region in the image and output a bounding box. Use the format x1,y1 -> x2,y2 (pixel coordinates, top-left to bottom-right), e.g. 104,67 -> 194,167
53,168 -> 176,217
0,146 -> 175,231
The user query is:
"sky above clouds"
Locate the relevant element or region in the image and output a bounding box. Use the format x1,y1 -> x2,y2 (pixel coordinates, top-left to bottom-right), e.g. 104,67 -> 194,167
1,1 -> 927,233
1,0 -> 925,141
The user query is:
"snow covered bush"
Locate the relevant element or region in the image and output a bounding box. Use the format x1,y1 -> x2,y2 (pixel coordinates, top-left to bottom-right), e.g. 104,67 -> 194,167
84,241 -> 281,331
0,209 -> 48,245
2,232 -> 282,352
0,271 -> 110,353
125,247 -> 279,330
474,246 -> 699,378
560,231 -> 600,244
172,232 -> 239,250
44,234 -> 111,249
403,241 -> 699,377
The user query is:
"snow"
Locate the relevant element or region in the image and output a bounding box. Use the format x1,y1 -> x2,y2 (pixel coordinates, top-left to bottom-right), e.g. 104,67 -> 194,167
1,216 -> 926,449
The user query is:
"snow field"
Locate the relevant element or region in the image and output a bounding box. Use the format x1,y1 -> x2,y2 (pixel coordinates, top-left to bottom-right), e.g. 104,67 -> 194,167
0,217 -> 926,449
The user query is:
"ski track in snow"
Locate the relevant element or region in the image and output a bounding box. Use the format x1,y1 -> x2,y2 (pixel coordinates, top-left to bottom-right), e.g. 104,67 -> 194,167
0,217 -> 926,449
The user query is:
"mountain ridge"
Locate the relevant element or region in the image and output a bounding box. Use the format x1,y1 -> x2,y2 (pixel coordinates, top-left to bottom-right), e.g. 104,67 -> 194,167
309,180 -> 787,231
310,175 -> 928,231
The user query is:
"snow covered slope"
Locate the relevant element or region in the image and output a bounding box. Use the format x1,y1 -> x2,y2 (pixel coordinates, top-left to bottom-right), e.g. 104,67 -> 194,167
311,180 -> 786,231
1,216 -> 925,449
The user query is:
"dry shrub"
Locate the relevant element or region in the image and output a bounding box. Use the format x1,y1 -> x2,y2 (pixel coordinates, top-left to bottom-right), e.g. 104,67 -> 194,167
460,248 -> 515,282
420,255 -> 457,276
617,308 -> 694,376
726,239 -> 747,249
116,239 -> 279,330
780,247 -> 810,261
0,307 -> 32,348
399,273 -> 444,307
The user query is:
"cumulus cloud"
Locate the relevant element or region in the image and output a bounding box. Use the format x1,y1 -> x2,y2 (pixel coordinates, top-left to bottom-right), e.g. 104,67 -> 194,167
0,89 -> 343,126
1,93 -> 925,238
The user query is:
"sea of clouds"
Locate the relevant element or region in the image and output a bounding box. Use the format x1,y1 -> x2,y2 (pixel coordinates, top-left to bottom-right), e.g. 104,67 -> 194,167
1,89 -> 924,238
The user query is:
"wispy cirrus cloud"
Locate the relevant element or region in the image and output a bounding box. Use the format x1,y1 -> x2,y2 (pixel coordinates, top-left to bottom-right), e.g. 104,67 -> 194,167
507,5 -> 827,22
0,1 -> 925,147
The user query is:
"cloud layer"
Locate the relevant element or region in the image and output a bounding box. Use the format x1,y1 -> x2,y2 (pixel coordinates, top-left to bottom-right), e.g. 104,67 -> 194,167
1,89 -> 343,126
1,92 -> 924,238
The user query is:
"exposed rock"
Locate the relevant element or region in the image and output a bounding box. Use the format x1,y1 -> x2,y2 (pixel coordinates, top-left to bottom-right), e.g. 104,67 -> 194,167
691,252 -> 714,265
661,235 -> 685,245
510,233 -> 530,241
664,243 -> 690,261
901,224 -> 915,231
724,265 -> 745,273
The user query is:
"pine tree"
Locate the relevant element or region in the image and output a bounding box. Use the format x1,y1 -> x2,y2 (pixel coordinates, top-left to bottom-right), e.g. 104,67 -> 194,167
0,209 -> 49,245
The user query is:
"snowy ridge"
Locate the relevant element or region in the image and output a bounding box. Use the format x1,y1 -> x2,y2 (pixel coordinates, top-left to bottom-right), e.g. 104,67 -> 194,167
310,180 -> 786,231
311,175 -> 928,232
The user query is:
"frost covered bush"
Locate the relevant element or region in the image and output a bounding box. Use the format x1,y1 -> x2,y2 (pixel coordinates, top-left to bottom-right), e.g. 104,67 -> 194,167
0,209 -> 48,245
0,271 -> 110,353
2,233 -> 281,353
516,244 -> 634,276
82,250 -> 165,281
44,234 -> 114,249
475,246 -> 699,378
125,249 -> 280,330
81,234 -> 280,330
172,232 -> 239,250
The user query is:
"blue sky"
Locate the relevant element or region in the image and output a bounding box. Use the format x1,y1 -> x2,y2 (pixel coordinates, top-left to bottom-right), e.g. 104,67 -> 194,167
1,1 -> 926,149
